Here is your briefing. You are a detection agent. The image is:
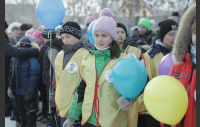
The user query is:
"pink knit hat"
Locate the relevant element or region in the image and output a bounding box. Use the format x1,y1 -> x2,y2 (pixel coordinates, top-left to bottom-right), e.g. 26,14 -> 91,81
85,12 -> 95,25
25,28 -> 36,38
92,8 -> 117,41
32,31 -> 43,42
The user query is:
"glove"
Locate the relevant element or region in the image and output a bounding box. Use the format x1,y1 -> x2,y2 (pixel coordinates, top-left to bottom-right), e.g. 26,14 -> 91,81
63,118 -> 76,127
117,96 -> 132,110
24,93 -> 34,100
7,87 -> 16,98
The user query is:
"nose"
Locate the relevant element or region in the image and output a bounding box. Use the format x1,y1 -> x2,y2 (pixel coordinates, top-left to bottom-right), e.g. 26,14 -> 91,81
62,38 -> 67,44
97,37 -> 102,42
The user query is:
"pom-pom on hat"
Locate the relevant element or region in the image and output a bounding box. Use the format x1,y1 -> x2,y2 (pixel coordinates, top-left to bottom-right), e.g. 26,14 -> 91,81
85,12 -> 95,25
92,8 -> 117,41
25,28 -> 36,38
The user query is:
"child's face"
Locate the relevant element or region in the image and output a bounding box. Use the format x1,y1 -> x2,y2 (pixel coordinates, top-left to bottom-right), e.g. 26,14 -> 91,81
61,33 -> 79,46
117,27 -> 126,42
138,25 -> 147,35
33,39 -> 42,46
192,31 -> 196,46
163,30 -> 177,49
43,38 -> 50,43
94,31 -> 113,49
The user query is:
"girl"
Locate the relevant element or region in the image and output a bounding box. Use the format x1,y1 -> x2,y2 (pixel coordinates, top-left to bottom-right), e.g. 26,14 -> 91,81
63,8 -> 142,127
167,4 -> 196,127
117,23 -> 142,59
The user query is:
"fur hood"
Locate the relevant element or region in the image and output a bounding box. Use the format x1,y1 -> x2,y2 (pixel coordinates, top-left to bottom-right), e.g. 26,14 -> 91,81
172,4 -> 196,64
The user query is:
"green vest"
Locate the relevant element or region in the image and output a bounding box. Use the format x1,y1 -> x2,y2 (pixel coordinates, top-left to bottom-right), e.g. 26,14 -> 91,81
80,52 -> 142,127
54,48 -> 89,118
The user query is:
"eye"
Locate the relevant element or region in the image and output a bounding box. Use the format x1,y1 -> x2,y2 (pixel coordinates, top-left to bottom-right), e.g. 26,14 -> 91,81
102,34 -> 106,37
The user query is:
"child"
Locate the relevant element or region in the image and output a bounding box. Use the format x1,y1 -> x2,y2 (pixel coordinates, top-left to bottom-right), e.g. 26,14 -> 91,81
25,28 -> 36,42
130,18 -> 155,46
9,37 -> 40,127
117,23 -> 142,59
81,12 -> 96,43
42,28 -> 64,125
139,19 -> 178,127
32,31 -> 43,47
63,8 -> 141,127
54,21 -> 90,127
168,4 -> 196,127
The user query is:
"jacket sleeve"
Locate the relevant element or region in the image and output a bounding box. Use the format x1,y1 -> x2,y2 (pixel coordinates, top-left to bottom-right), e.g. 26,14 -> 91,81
27,58 -> 41,94
68,75 -> 86,120
5,40 -> 39,58
9,59 -> 16,91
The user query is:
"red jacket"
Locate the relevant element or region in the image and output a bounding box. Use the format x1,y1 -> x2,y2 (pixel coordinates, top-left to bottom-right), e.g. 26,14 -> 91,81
161,53 -> 196,127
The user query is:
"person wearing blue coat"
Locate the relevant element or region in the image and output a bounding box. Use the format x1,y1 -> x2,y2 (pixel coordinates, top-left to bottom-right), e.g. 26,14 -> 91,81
9,37 -> 40,127
5,21 -> 39,117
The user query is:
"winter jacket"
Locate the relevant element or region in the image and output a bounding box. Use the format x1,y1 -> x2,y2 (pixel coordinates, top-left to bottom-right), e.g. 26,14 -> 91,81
38,44 -> 47,91
169,53 -> 196,127
42,38 -> 64,86
5,34 -> 39,87
130,28 -> 155,46
10,56 -> 40,95
164,5 -> 196,127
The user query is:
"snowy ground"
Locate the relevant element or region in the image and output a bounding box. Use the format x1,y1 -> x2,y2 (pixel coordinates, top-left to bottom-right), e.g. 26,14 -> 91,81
5,102 -> 49,127
5,116 -> 48,127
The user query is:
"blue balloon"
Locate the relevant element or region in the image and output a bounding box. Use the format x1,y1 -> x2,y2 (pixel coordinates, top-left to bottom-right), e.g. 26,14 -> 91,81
87,20 -> 96,45
112,57 -> 147,99
36,0 -> 65,30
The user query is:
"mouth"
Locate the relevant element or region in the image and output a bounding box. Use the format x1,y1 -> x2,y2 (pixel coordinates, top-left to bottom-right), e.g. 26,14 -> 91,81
65,44 -> 70,46
98,43 -> 104,46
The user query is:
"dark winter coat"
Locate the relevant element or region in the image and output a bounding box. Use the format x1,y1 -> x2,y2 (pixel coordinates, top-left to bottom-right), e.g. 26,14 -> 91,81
43,38 -> 64,86
130,28 -> 155,46
5,34 -> 39,87
10,56 -> 40,95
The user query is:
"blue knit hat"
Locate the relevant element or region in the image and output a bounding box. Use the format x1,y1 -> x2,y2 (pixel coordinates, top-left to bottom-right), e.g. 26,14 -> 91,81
19,37 -> 31,48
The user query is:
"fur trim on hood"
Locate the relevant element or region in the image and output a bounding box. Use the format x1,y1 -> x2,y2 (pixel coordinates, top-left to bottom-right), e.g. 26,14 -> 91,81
172,4 -> 196,64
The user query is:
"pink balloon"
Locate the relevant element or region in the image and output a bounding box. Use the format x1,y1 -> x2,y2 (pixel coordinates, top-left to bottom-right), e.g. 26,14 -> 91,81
158,53 -> 175,75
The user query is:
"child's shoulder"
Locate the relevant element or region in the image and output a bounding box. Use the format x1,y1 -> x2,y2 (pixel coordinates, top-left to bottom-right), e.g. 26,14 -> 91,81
28,57 -> 40,70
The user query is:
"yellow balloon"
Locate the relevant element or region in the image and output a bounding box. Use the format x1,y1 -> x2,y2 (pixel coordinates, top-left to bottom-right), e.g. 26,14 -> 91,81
144,75 -> 188,125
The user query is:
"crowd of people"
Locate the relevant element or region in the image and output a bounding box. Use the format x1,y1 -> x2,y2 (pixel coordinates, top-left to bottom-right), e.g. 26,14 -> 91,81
5,4 -> 196,127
